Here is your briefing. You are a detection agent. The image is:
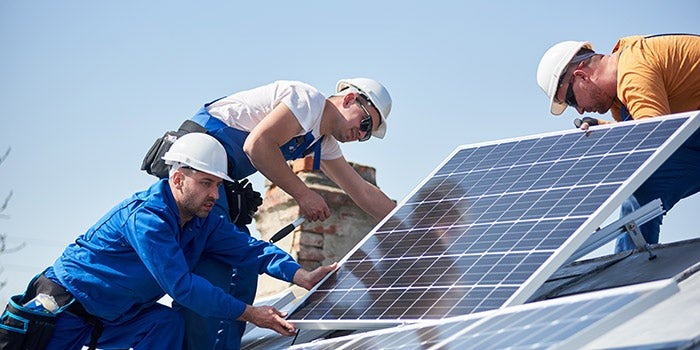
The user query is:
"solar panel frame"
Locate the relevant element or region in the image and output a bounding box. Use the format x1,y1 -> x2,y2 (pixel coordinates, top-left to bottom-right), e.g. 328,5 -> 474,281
288,111 -> 700,330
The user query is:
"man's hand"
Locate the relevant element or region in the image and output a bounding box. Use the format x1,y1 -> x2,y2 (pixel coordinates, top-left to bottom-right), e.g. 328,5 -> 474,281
574,117 -> 599,135
293,262 -> 339,290
296,190 -> 331,222
239,305 -> 296,336
225,179 -> 263,226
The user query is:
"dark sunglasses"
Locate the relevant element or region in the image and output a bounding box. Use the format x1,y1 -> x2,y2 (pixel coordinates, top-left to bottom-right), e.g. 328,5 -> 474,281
559,55 -> 591,108
356,100 -> 373,142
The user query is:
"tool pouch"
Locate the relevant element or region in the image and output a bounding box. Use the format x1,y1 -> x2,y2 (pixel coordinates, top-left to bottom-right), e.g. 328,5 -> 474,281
141,120 -> 208,178
0,294 -> 58,350
0,273 -> 75,350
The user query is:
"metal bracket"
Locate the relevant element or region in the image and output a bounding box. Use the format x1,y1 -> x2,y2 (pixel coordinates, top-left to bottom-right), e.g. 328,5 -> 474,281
623,220 -> 657,260
566,199 -> 663,263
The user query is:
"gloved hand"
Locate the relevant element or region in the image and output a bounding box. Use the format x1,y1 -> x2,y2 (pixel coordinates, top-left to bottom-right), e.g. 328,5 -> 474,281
224,179 -> 263,226
574,117 -> 599,128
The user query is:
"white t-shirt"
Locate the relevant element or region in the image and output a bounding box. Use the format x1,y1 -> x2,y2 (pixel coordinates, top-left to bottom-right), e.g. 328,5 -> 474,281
205,80 -> 343,160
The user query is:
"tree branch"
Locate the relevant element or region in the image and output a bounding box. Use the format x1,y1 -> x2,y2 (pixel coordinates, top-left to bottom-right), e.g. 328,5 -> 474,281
0,147 -> 9,166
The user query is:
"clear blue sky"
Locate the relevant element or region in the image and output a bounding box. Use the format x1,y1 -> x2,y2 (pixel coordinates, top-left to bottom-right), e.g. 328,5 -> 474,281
1,1 -> 698,302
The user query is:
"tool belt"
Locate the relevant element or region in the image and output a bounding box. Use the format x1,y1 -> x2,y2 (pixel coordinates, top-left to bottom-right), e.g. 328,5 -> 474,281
141,120 -> 263,226
0,273 -> 103,350
140,120 -> 209,179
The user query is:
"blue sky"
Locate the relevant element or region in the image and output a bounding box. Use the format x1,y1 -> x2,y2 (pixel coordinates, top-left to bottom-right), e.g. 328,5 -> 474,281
1,1 -> 698,302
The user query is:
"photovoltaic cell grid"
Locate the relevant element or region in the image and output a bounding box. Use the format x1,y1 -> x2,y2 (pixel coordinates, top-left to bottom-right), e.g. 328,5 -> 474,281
290,318 -> 481,350
432,280 -> 679,350
290,281 -> 678,350
435,288 -> 648,350
289,114 -> 697,329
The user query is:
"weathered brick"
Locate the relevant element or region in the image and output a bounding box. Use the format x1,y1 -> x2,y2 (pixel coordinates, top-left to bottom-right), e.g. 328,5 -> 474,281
297,246 -> 324,261
299,260 -> 321,271
299,232 -> 324,247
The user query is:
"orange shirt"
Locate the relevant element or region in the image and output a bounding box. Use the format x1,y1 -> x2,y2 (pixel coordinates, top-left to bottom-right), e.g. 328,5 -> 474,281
610,34 -> 700,121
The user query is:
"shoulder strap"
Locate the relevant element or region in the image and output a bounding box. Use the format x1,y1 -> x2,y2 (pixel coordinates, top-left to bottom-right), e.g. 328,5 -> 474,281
301,135 -> 325,170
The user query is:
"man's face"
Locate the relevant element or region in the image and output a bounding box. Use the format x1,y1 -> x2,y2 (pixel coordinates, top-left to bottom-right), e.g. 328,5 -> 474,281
556,64 -> 615,115
335,93 -> 381,143
177,169 -> 221,219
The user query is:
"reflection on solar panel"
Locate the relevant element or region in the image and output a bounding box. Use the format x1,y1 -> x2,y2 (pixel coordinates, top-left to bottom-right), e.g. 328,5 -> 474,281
290,281 -> 678,350
289,112 -> 700,330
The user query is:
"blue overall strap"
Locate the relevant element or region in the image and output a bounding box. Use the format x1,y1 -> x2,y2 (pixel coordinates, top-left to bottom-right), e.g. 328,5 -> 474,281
620,105 -> 633,121
313,137 -> 323,170
191,107 -> 229,132
311,136 -> 324,170
282,133 -> 324,171
644,33 -> 700,39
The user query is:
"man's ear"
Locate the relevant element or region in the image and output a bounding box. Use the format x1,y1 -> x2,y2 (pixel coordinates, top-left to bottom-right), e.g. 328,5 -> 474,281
171,170 -> 185,190
573,68 -> 588,80
341,92 -> 357,108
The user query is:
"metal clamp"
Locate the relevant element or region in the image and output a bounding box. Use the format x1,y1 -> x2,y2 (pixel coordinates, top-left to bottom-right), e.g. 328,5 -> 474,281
623,220 -> 657,260
567,199 -> 663,263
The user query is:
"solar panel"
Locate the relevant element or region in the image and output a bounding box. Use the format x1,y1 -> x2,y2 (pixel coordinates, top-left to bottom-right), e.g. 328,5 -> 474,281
288,111 -> 700,330
290,280 -> 678,350
435,280 -> 677,350
290,318 -> 481,350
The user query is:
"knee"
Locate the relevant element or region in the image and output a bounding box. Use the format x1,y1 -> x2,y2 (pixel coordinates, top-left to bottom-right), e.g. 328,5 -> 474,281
620,196 -> 640,216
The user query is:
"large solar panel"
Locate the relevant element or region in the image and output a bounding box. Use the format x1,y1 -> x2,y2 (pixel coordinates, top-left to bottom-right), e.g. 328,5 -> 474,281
290,280 -> 678,350
289,112 -> 700,329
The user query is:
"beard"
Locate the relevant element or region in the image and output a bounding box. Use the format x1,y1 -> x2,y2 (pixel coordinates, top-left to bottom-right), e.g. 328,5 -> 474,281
588,82 -> 616,114
180,189 -> 217,219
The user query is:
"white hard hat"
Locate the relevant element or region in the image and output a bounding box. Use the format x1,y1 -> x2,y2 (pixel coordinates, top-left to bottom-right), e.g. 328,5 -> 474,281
537,40 -> 593,116
162,133 -> 234,182
336,78 -> 392,139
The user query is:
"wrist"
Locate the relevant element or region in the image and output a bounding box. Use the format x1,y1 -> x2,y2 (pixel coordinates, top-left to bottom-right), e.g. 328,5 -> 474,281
292,267 -> 305,286
239,305 -> 253,322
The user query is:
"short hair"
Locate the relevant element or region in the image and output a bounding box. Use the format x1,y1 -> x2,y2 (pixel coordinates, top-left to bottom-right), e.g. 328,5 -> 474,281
557,48 -> 598,88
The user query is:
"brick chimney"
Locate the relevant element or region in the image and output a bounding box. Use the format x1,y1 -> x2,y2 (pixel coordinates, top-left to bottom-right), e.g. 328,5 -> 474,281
254,158 -> 388,297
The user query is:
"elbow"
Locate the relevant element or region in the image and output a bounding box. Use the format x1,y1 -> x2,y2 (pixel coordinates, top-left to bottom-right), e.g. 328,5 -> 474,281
242,138 -> 255,158
243,133 -> 274,161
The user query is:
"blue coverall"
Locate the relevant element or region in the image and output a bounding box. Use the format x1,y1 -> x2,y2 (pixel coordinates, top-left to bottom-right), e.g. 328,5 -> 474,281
183,106 -> 323,349
616,129 -> 700,252
44,179 -> 301,349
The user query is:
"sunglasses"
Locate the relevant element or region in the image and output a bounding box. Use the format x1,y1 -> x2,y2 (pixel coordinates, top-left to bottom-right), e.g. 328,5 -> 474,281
356,99 -> 373,142
564,74 -> 578,108
559,55 -> 591,108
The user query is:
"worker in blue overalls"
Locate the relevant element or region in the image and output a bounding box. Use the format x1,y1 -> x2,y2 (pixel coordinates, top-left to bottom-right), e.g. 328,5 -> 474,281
26,133 -> 336,349
536,35 -> 700,253
170,78 -> 397,349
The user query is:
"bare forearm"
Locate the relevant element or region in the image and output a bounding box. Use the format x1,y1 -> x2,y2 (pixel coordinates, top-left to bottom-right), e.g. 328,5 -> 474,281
320,157 -> 396,221
350,184 -> 396,221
